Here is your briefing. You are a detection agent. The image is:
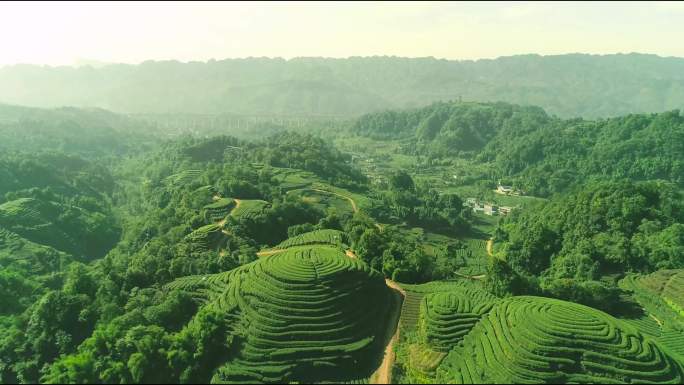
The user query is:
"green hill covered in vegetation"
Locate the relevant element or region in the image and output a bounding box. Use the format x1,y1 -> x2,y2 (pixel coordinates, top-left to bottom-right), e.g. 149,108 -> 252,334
436,296 -> 684,384
353,101 -> 684,196
168,245 -> 391,383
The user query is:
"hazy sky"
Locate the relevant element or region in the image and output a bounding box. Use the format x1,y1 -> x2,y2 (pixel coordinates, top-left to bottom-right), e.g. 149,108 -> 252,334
2,1 -> 684,66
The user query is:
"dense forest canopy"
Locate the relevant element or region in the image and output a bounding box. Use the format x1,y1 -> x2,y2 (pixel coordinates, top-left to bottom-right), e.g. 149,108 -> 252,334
354,101 -> 684,196
489,180 -> 684,311
3,53 -> 684,118
0,104 -> 159,156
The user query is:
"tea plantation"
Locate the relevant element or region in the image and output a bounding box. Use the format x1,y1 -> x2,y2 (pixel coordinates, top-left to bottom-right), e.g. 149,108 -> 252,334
418,288 -> 498,352
229,199 -> 270,220
621,269 -> 684,329
435,296 -> 684,384
164,169 -> 202,187
275,229 -> 347,250
203,198 -> 235,222
182,224 -> 227,252
619,269 -> 684,360
165,244 -> 392,383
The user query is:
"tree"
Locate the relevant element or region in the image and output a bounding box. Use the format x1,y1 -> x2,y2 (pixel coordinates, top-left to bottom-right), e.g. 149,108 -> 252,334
389,170 -> 415,191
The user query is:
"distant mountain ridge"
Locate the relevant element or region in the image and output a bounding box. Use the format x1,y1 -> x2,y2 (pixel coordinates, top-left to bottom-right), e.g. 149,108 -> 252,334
2,53 -> 684,118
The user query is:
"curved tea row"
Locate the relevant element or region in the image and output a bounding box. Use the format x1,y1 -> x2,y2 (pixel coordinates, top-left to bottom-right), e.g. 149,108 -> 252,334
275,229 -> 346,249
230,199 -> 270,220
164,169 -> 201,186
0,198 -> 47,225
203,198 -> 235,222
436,296 -> 684,384
182,223 -> 226,252
419,287 -> 498,352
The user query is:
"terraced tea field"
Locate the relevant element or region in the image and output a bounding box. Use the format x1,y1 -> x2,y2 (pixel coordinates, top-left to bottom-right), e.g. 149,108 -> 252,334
165,244 -> 393,384
275,229 -> 346,249
310,183 -> 372,212
397,281 -> 486,333
456,239 -> 489,277
398,290 -> 424,333
660,329 -> 684,361
229,199 -> 270,220
436,296 -> 684,384
0,198 -> 84,255
0,198 -> 49,225
182,224 -> 227,252
164,169 -> 201,186
419,288 -> 498,352
203,198 -> 235,222
420,232 -> 489,279
620,269 -> 684,330
406,344 -> 447,376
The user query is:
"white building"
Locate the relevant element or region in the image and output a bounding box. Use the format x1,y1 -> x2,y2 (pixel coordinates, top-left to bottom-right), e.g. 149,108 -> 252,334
497,185 -> 514,194
484,204 -> 499,216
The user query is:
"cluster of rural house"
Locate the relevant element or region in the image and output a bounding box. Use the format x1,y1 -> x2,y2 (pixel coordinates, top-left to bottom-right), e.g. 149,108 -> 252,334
465,197 -> 514,216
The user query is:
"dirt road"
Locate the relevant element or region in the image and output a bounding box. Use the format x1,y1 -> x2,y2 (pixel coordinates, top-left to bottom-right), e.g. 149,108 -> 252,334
256,249 -> 285,257
370,279 -> 405,384
216,198 -> 241,228
341,246 -> 403,384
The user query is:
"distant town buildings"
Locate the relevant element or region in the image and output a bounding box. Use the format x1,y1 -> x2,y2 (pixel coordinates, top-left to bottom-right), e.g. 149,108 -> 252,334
465,198 -> 516,216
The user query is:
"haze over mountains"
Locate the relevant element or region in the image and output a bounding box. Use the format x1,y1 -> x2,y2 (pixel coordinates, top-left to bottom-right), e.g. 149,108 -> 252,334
3,53 -> 684,118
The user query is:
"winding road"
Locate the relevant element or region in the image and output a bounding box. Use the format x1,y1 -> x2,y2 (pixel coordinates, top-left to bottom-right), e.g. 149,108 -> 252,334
371,279 -> 405,384
343,248 -> 402,384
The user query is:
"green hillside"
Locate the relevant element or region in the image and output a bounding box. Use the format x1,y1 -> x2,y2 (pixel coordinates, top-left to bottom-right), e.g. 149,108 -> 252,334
436,296 -> 684,384
166,245 -> 392,383
274,229 -> 346,249
418,288 -> 498,352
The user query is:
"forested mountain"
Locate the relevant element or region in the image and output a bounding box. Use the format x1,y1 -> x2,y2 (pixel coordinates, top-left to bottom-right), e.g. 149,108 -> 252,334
353,101 -> 684,196
3,53 -> 684,118
0,104 -> 158,156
